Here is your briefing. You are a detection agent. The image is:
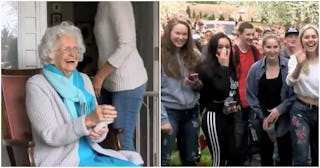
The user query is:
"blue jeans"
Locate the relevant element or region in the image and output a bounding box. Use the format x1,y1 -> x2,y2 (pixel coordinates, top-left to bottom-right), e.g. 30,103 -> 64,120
161,105 -> 200,166
98,83 -> 146,151
290,100 -> 318,166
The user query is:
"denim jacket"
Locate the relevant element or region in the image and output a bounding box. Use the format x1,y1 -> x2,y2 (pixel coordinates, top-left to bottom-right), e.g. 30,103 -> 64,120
246,56 -> 296,137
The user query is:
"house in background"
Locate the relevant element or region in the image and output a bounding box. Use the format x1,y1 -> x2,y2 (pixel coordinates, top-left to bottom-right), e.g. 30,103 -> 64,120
1,1 -> 159,166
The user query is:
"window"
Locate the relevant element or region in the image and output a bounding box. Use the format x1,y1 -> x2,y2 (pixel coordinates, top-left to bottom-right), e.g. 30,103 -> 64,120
1,1 -> 47,69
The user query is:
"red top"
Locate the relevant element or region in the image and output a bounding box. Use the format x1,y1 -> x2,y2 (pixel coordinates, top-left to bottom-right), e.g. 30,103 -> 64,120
233,46 -> 261,108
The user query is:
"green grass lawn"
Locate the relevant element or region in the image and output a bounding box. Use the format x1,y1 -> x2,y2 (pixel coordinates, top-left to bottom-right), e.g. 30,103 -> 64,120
170,144 -> 211,166
169,130 -> 212,166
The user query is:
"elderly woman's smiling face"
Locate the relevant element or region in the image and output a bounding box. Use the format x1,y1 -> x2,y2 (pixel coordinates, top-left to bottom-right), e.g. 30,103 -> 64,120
52,35 -> 79,77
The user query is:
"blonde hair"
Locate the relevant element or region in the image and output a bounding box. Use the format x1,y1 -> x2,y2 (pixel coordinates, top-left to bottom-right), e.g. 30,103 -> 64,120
262,34 -> 281,48
298,24 -> 319,74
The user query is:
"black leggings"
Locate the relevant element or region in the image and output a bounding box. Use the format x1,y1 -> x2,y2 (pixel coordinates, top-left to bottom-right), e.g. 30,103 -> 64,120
201,110 -> 241,166
260,131 -> 292,166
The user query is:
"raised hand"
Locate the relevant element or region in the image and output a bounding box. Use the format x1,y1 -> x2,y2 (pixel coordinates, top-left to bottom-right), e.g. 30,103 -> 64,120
294,41 -> 307,65
217,47 -> 229,67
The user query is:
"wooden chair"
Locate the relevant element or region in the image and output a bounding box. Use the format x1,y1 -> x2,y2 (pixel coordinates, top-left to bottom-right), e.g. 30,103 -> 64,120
2,69 -> 41,166
2,69 -> 122,166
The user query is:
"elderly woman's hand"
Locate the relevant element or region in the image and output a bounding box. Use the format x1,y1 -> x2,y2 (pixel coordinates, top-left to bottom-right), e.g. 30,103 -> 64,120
85,105 -> 117,128
89,127 -> 109,140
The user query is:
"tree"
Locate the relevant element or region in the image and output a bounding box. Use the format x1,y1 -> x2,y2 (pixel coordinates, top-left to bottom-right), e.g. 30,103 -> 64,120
211,13 -> 215,20
186,6 -> 191,18
218,14 -> 225,20
260,15 -> 267,23
257,1 -> 318,27
238,15 -> 243,22
229,15 -> 235,21
208,14 -> 215,20
192,9 -> 196,18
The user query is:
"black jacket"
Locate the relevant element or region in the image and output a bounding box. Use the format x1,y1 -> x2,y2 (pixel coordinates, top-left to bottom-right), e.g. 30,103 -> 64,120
197,62 -> 240,113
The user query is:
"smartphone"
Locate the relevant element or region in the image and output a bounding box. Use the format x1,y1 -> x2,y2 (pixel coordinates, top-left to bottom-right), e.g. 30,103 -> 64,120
188,73 -> 199,81
228,101 -> 237,107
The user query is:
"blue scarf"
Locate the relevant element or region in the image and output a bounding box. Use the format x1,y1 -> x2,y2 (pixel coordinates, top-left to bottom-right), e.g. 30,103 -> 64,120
42,64 -> 96,120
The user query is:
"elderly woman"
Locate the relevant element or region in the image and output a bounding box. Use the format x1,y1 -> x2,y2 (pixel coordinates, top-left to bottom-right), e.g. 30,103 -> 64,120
26,22 -> 143,166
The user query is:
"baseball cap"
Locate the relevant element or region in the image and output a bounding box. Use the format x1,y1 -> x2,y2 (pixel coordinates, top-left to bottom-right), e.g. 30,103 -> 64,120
197,20 -> 204,26
263,27 -> 273,36
285,27 -> 299,37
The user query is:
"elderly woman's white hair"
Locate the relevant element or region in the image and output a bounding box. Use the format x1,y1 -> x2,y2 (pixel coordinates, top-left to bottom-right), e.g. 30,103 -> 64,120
38,21 -> 86,64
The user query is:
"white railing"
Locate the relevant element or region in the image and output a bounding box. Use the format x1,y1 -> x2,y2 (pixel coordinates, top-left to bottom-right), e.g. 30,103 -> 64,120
136,91 -> 159,166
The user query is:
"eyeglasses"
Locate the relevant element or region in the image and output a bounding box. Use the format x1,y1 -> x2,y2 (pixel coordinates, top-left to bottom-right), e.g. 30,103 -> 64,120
56,47 -> 81,54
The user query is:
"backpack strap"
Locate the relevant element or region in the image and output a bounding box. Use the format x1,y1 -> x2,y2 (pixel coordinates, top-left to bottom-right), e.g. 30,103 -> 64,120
234,45 -> 258,66
233,44 -> 240,67
233,45 -> 258,79
250,45 -> 258,62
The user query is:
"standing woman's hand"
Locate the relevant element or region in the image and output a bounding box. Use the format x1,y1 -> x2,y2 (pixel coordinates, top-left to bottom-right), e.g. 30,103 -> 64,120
161,122 -> 173,135
92,62 -> 116,97
295,41 -> 307,65
185,73 -> 199,85
266,108 -> 280,123
217,47 -> 229,67
92,74 -> 104,97
262,117 -> 269,131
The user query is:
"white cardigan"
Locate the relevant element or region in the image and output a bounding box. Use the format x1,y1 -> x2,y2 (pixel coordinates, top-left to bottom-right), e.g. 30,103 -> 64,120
94,2 -> 148,92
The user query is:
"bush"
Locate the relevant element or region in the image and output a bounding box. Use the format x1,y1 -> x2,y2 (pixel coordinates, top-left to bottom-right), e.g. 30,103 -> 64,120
218,14 -> 225,20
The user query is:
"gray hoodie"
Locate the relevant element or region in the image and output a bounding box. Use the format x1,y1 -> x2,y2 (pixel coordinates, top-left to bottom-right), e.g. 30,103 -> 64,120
161,56 -> 202,125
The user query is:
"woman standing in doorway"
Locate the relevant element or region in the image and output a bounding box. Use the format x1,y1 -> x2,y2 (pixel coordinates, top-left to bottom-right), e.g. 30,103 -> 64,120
93,2 -> 148,152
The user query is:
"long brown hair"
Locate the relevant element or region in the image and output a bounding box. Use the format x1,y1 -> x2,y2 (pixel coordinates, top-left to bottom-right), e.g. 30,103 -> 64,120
161,18 -> 199,79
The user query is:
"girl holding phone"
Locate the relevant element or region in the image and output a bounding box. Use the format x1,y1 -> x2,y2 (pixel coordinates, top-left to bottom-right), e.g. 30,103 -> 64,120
197,32 -> 241,166
161,18 -> 202,166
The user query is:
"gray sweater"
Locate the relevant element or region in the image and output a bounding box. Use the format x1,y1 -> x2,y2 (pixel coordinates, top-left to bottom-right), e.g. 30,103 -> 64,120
161,64 -> 202,125
26,73 -> 143,166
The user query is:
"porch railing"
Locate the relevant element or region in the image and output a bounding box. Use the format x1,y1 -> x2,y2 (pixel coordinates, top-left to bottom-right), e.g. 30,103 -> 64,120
136,91 -> 159,166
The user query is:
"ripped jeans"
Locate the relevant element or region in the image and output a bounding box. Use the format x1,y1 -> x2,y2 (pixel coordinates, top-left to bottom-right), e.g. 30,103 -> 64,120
290,100 -> 318,166
161,105 -> 200,166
